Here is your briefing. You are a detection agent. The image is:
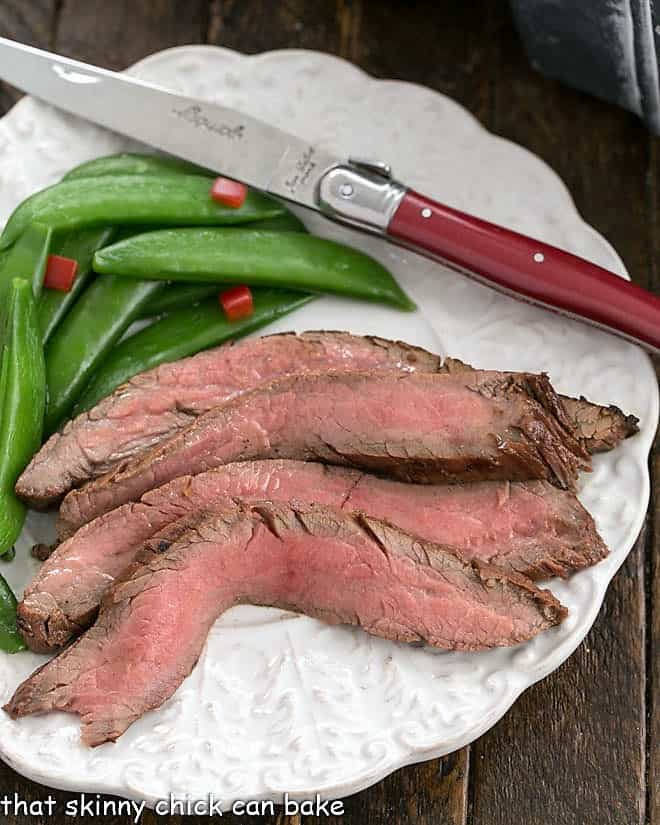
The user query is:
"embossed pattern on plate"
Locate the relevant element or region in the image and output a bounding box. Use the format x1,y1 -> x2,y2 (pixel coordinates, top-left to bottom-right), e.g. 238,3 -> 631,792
0,46 -> 656,808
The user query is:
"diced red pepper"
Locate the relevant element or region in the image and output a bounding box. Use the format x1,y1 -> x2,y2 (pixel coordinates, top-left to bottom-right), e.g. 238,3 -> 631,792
219,285 -> 254,321
210,177 -> 248,208
44,255 -> 79,292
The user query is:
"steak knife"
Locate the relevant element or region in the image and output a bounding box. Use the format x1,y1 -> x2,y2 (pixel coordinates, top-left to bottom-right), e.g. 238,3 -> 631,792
0,36 -> 659,353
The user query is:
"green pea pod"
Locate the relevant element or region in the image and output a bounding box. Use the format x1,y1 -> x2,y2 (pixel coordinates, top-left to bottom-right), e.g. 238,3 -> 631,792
93,229 -> 415,310
242,213 -> 307,233
0,574 -> 25,653
43,221 -> 210,430
140,212 -> 308,318
0,222 -> 53,301
63,152 -> 214,181
44,276 -> 164,433
141,283 -> 220,317
74,289 -> 315,414
0,279 -> 46,557
38,227 -> 117,343
57,164 -> 302,326
0,175 -> 284,250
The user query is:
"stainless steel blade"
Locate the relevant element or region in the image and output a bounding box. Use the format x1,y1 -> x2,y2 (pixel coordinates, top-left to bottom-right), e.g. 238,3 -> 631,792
0,37 -> 340,209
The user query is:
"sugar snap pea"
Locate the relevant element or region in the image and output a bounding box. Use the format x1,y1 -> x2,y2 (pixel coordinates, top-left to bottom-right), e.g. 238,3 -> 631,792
0,279 -> 46,558
140,212 -> 308,318
0,223 -> 53,301
44,276 -> 164,433
74,289 -> 315,414
47,215 -> 305,323
140,283 -> 219,317
59,160 -> 301,326
38,227 -> 116,343
63,152 -> 213,181
43,221 -> 223,431
93,229 -> 415,310
242,213 -> 307,233
0,574 -> 25,653
0,175 -> 284,251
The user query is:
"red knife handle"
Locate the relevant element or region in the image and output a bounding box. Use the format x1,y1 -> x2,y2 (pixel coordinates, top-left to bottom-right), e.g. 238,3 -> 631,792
388,189 -> 660,353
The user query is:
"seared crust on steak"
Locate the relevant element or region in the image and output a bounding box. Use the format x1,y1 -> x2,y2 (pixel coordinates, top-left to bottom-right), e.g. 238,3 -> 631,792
440,358 -> 638,453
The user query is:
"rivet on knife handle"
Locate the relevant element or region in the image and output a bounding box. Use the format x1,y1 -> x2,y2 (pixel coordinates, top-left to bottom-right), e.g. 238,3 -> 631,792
317,164 -> 405,232
386,189 -> 660,353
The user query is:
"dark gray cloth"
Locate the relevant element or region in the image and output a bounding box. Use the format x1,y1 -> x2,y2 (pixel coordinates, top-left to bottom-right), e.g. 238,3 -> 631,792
510,0 -> 660,132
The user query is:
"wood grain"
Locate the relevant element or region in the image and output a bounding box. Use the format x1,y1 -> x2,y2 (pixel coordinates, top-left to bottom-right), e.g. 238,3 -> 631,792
352,0 -> 496,112
56,0 -> 208,68
207,0 -> 345,54
471,537 -> 647,825
647,138 -> 659,825
470,9 -> 651,825
320,750 -> 469,825
0,2 -> 656,823
0,0 -> 57,111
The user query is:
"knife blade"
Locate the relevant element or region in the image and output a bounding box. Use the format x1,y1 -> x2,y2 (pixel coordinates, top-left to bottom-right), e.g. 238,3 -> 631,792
1,36 -> 659,354
0,36 -> 341,210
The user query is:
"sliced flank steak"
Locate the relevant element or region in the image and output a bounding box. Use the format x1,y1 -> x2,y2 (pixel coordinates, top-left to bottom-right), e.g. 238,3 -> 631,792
555,395 -> 639,454
16,331 -> 443,508
57,369 -> 591,535
18,460 -> 605,653
440,357 -> 638,454
16,332 -> 637,509
6,500 -> 566,746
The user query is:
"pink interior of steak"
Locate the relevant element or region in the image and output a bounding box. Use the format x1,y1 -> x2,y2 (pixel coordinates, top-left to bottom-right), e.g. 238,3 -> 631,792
6,501 -> 565,746
16,331 -> 442,506
57,369 -> 589,534
20,460 -> 603,653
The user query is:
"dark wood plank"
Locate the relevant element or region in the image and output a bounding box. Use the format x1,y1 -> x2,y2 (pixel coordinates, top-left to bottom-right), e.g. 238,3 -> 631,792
648,457 -> 659,824
320,750 -> 469,825
469,8 -> 651,825
470,535 -> 647,825
351,0 -> 496,114
0,766 -> 163,825
56,0 -> 208,68
646,139 -> 659,825
0,0 -> 58,112
207,0 -> 344,54
647,415 -> 659,825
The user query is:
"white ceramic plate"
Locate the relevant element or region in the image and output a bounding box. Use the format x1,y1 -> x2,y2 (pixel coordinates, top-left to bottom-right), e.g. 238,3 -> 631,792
0,46 -> 656,809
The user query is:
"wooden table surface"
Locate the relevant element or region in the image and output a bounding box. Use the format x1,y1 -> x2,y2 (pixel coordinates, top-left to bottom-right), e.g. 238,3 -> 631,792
0,2 -> 657,823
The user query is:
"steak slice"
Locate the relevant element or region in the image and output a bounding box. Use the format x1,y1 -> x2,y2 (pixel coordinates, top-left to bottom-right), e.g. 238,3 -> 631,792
557,396 -> 639,454
17,331 -> 443,508
16,332 -> 637,509
19,460 -> 605,653
441,357 -> 638,453
58,369 -> 590,534
5,500 -> 566,746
